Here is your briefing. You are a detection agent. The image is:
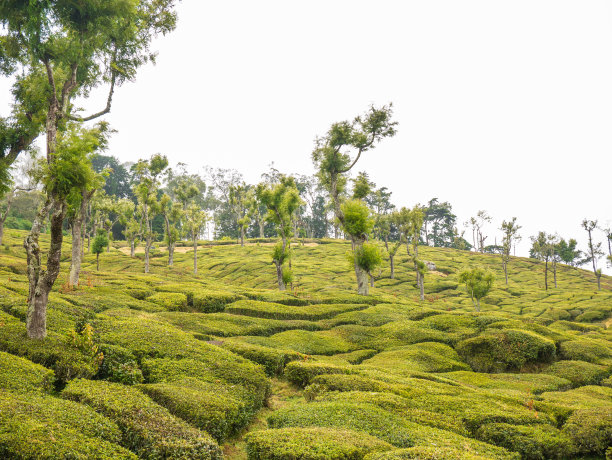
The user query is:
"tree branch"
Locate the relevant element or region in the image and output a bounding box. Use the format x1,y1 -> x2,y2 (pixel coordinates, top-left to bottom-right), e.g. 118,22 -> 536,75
43,59 -> 59,107
60,63 -> 79,114
67,71 -> 116,122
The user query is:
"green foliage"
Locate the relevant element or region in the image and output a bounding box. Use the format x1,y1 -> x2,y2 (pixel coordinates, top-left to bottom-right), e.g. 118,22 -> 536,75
476,423 -> 575,460
341,199 -> 374,238
245,427 -> 393,460
0,390 -> 136,459
458,267 -> 495,307
96,344 -> 144,385
0,350 -> 54,392
562,408 -> 612,456
543,360 -> 609,387
363,446 -> 493,460
456,329 -> 556,372
146,292 -> 188,311
92,229 -> 109,255
268,401 -> 414,447
220,340 -> 303,376
225,300 -> 369,321
62,379 -> 222,459
351,241 -> 383,273
284,361 -> 354,387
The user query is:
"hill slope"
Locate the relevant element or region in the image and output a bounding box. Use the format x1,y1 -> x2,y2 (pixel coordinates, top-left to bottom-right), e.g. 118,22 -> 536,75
0,229 -> 610,459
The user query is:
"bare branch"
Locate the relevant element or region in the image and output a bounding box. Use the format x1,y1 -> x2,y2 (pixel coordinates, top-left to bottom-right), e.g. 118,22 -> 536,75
67,71 -> 116,122
60,63 -> 79,114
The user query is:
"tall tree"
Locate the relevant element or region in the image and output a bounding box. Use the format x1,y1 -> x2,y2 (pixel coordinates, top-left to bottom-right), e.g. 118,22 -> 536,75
556,238 -> 583,267
257,176 -> 302,291
423,198 -> 456,247
159,194 -> 182,266
133,154 -> 168,274
229,183 -> 252,246
0,1 -> 177,339
500,217 -> 521,285
312,105 -> 397,294
184,204 -> 208,275
530,231 -> 554,290
582,219 -> 604,290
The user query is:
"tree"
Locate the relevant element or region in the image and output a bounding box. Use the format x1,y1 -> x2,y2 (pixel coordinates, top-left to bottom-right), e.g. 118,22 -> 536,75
500,217 -> 521,285
159,193 -> 182,266
91,230 -> 108,272
379,214 -> 401,279
582,219 -> 604,290
118,200 -> 138,258
133,154 -> 168,274
556,238 -> 583,267
257,176 -> 302,291
530,232 -> 555,290
204,167 -> 243,239
91,154 -> 133,199
423,198 -> 456,247
459,267 -> 495,311
312,104 -> 397,294
184,204 -> 208,275
0,1 -> 177,339
229,183 -> 252,246
395,206 -> 426,300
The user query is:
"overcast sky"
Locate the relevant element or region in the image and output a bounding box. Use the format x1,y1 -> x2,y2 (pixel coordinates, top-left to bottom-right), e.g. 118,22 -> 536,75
2,1 -> 611,271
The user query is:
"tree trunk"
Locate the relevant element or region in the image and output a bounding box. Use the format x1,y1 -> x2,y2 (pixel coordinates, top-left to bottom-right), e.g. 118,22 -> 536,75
144,236 -> 151,273
553,263 -> 557,288
0,219 -> 4,247
168,243 -> 174,266
390,254 -> 395,279
475,297 -> 481,312
419,275 -> 425,301
370,274 -> 374,287
355,263 -> 369,295
96,253 -> 100,271
275,260 -> 286,291
503,262 -> 508,285
544,258 -> 548,290
69,192 -> 91,287
25,198 -> 64,339
130,239 -> 135,257
258,219 -> 265,238
240,226 -> 245,247
193,236 -> 198,275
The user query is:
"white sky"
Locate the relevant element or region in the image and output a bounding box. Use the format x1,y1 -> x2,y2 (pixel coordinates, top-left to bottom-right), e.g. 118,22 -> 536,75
1,0 -> 611,271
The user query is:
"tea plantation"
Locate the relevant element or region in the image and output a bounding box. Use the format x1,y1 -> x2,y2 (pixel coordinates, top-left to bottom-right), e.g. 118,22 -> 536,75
0,229 -> 611,459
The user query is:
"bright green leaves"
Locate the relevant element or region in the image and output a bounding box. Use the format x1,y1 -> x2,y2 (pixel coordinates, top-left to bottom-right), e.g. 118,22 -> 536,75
341,199 -> 374,239
458,267 -> 495,308
92,229 -> 109,256
349,242 -> 383,274
257,176 -> 302,240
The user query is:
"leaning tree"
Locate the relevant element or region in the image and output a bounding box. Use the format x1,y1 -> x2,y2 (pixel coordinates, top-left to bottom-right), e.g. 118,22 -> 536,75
312,105 -> 397,295
0,1 -> 178,339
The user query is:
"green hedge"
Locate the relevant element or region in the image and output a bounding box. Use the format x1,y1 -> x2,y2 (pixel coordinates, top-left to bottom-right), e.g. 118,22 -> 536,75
193,290 -> 244,313
239,330 -> 356,356
0,389 -> 136,459
284,361 -> 354,387
267,401 -> 414,447
562,407 -> 612,456
138,378 -> 250,443
146,292 -> 188,311
0,350 -> 54,392
61,379 -> 222,459
455,329 -> 556,372
245,427 -> 392,460
363,446 -> 494,460
225,299 -> 370,320
476,422 -> 575,460
543,360 -> 609,387
220,340 -> 303,375
558,338 -> 612,365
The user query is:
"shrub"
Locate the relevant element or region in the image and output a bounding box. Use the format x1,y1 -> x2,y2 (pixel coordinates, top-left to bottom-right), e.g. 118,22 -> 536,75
0,350 -> 55,392
225,299 -> 369,320
363,447 -> 494,460
220,340 -> 303,375
562,408 -> 612,456
139,378 -> 250,443
61,379 -> 222,459
0,389 -> 136,459
361,342 -> 470,374
268,401 -> 414,447
127,288 -> 155,300
284,361 -> 354,387
455,329 -> 556,372
245,427 -> 392,460
558,338 -> 612,365
241,330 -> 356,355
96,344 -> 144,385
192,290 -> 243,313
146,292 -> 188,311
476,422 -> 575,460
543,360 -> 609,387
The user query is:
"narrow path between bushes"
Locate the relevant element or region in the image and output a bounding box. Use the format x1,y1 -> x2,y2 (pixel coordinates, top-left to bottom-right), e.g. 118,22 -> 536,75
222,378 -> 303,459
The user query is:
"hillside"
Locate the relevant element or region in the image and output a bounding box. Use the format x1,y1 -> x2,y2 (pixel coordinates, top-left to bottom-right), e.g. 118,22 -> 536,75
0,228 -> 611,459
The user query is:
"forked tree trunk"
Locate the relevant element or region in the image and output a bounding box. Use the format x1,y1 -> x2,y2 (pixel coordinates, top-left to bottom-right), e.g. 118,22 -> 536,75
24,197 -> 65,339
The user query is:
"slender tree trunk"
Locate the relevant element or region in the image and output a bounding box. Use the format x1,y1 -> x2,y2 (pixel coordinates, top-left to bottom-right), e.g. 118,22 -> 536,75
130,239 -> 135,257
275,260 -> 286,291
240,226 -> 245,247
69,191 -> 91,287
419,275 -> 425,301
258,219 -> 265,238
355,262 -> 369,295
0,219 -> 4,247
144,235 -> 151,273
193,235 -> 198,275
390,254 -> 395,279
544,258 -> 548,290
96,253 -> 100,271
503,260 -> 508,285
370,273 -> 374,287
168,243 -> 174,266
475,297 -> 481,312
